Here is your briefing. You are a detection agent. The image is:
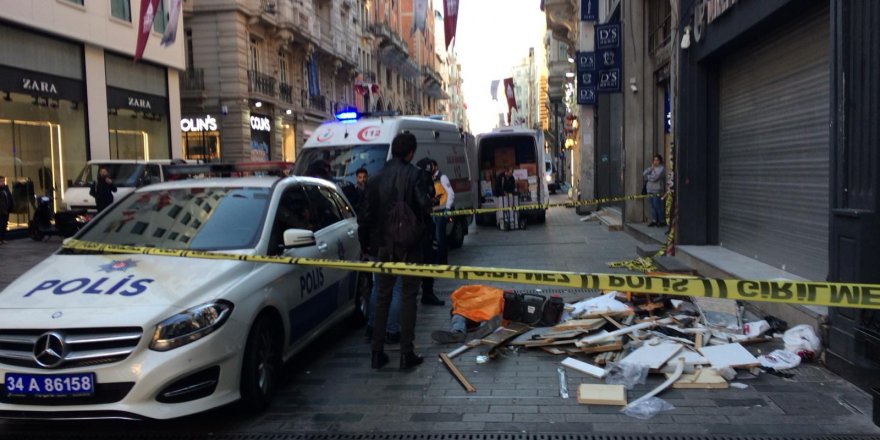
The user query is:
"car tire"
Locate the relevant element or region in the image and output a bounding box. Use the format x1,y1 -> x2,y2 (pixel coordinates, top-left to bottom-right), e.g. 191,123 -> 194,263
447,219 -> 465,249
239,313 -> 282,413
348,272 -> 371,328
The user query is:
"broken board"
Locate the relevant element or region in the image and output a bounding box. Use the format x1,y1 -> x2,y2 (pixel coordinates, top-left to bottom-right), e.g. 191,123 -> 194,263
561,357 -> 606,379
698,343 -> 759,369
552,318 -> 606,332
620,342 -> 683,369
576,384 -> 627,405
670,368 -> 729,389
484,322 -> 530,359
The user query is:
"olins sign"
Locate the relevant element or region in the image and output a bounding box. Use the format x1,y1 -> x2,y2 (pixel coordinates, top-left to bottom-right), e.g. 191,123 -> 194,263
250,115 -> 271,132
180,115 -> 218,132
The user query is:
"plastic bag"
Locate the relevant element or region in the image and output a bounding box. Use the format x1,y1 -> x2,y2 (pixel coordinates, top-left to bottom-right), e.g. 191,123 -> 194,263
743,320 -> 770,337
621,397 -> 675,420
569,292 -> 631,318
758,349 -> 802,370
783,324 -> 822,361
604,362 -> 649,390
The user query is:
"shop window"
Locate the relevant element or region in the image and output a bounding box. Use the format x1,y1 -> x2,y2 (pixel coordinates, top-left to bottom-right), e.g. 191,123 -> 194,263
0,92 -> 88,230
110,0 -> 132,21
183,130 -> 220,162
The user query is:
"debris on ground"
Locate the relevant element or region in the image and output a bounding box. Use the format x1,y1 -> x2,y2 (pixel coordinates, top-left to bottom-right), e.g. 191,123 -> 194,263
434,282 -> 817,418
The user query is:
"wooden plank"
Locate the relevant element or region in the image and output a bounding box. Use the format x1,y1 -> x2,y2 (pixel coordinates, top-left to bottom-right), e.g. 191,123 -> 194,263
439,353 -> 475,393
698,343 -> 760,369
485,322 -> 531,359
620,342 -> 683,369
578,340 -> 623,354
561,357 -> 606,379
695,332 -> 704,349
601,314 -> 625,329
522,338 -> 580,348
541,346 -> 566,355
576,384 -> 627,405
671,368 -> 729,389
552,318 -> 606,332
446,339 -> 482,359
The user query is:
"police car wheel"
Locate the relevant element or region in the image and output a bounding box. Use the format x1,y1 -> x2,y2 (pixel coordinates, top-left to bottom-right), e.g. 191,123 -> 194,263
448,220 -> 465,249
240,313 -> 282,412
349,272 -> 371,328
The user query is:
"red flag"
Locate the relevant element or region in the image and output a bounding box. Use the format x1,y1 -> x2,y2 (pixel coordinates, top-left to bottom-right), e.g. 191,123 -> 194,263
134,0 -> 161,62
503,77 -> 518,111
443,0 -> 459,49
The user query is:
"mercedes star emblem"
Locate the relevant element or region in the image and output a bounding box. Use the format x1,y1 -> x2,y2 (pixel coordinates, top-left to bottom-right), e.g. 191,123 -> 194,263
33,331 -> 67,368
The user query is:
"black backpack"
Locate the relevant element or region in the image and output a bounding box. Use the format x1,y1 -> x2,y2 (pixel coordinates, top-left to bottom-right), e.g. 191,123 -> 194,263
385,170 -> 424,250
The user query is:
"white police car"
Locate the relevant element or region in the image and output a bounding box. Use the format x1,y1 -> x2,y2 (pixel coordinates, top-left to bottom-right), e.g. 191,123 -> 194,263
0,176 -> 366,419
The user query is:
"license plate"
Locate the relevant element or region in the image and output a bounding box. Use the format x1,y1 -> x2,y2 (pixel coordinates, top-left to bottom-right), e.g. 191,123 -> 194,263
4,373 -> 95,397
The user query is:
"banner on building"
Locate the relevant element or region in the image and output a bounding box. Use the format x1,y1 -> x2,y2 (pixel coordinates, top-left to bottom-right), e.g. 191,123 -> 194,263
503,77 -> 518,111
581,0 -> 598,21
161,0 -> 182,46
595,22 -> 621,93
444,0 -> 459,49
307,54 -> 320,97
576,51 -> 596,106
490,79 -> 500,101
412,0 -> 428,35
134,0 -> 161,62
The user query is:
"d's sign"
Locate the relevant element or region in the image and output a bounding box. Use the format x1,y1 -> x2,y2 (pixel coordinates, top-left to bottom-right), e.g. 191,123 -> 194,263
250,116 -> 271,132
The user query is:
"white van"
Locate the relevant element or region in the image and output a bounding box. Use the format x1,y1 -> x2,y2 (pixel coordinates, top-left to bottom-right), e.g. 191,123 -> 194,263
294,113 -> 475,248
475,127 -> 550,225
63,159 -> 185,212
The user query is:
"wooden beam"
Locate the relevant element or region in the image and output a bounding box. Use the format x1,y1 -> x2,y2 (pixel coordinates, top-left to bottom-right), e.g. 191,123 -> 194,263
439,353 -> 476,393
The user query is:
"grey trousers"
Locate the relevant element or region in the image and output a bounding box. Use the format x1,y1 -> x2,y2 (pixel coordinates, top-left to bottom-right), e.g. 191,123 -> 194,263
371,246 -> 424,354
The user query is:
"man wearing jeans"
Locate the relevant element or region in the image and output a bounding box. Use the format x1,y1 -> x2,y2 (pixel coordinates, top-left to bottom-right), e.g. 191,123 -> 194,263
643,154 -> 665,227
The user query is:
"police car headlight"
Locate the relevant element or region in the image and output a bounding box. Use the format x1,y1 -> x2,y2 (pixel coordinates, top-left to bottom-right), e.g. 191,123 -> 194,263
150,301 -> 234,351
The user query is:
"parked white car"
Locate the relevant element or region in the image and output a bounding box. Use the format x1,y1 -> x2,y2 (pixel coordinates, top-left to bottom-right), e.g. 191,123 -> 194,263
0,176 -> 366,420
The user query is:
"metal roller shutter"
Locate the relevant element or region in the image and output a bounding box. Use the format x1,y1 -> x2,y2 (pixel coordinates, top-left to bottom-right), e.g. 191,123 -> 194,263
718,6 -> 830,279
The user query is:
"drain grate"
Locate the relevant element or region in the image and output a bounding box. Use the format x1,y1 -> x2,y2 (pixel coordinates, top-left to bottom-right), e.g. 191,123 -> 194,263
1,432 -> 879,440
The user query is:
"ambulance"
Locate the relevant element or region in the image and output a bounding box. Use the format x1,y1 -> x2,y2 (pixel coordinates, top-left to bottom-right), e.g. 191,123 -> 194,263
294,112 -> 476,249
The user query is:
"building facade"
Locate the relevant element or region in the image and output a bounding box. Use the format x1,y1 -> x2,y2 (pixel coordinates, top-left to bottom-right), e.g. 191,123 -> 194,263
0,0 -> 185,229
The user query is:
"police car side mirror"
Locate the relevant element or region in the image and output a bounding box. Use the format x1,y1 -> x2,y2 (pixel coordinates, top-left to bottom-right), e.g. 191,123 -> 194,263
283,228 -> 316,249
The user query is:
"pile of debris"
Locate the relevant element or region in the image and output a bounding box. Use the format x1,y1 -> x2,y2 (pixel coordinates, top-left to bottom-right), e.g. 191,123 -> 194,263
438,288 -> 822,419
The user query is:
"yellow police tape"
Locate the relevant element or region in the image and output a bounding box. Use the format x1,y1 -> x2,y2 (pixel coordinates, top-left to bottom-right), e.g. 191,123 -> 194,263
432,192 -> 659,217
63,239 -> 880,310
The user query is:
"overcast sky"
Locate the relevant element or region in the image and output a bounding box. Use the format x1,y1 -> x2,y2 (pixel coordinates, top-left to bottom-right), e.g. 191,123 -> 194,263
452,0 -> 546,134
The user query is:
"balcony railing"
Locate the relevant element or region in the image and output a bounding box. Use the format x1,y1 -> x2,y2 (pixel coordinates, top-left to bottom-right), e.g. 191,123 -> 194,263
248,70 -> 276,97
279,83 -> 293,103
308,94 -> 327,113
180,68 -> 204,92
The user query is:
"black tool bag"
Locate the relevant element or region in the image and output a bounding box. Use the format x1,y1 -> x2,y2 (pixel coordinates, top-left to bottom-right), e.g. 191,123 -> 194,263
502,290 -> 546,325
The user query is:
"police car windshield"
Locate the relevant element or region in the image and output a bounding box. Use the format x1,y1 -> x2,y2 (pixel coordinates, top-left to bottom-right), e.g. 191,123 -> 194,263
78,187 -> 271,250
72,163 -> 147,188
294,144 -> 390,185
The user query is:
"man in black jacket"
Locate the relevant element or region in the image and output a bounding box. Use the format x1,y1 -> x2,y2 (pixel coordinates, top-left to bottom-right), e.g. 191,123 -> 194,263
90,168 -> 117,213
358,133 -> 432,370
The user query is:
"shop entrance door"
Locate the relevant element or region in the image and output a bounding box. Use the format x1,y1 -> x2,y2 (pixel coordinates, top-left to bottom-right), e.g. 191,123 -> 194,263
0,119 -> 64,228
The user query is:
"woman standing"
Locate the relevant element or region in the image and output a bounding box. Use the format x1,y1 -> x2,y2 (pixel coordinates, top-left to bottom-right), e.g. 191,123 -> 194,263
643,154 -> 666,227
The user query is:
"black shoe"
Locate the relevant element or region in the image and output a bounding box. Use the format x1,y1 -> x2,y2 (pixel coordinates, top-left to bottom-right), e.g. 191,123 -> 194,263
648,222 -> 657,227
371,350 -> 389,369
421,292 -> 445,306
400,352 -> 424,369
431,330 -> 466,344
385,332 -> 400,344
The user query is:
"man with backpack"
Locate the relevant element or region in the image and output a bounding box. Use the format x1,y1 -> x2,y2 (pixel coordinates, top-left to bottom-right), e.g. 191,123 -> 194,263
358,133 -> 433,370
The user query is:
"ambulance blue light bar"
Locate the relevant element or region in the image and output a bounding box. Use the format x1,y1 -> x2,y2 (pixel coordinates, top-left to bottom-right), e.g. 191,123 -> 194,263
335,111 -> 359,121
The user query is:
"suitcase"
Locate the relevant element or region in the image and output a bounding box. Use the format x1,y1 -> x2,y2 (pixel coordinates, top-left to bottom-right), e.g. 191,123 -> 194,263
496,194 -> 522,231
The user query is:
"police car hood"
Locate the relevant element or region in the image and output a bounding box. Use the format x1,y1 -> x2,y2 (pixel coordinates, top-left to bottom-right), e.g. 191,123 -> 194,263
0,253 -> 252,324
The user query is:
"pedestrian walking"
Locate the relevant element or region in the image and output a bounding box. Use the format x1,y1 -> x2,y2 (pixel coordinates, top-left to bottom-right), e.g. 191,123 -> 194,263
643,154 -> 666,227
415,159 -> 445,307
358,133 -> 432,370
0,176 -> 13,244
90,168 -> 117,213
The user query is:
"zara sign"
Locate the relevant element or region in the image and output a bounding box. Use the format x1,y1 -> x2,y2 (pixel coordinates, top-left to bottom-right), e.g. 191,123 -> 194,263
180,115 -> 218,132
250,115 -> 271,132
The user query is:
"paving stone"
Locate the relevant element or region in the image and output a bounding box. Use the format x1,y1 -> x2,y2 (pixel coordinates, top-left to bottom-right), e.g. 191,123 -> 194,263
409,412 -> 462,422
462,413 -> 513,422
312,413 -> 364,422
512,412 -> 566,423
489,404 -> 539,414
